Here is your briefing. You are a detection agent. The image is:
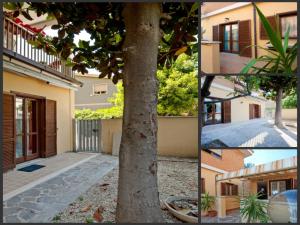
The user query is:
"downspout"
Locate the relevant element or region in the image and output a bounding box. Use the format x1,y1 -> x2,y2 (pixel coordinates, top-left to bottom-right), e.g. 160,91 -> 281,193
252,2 -> 258,58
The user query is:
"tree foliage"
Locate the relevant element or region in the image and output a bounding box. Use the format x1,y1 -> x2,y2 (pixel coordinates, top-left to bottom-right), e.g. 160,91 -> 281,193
282,89 -> 297,109
75,54 -> 198,119
4,2 -> 198,83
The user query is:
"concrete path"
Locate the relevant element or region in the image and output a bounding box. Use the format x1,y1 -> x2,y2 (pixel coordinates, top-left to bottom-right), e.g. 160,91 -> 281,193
201,118 -> 297,148
201,209 -> 241,223
3,154 -> 118,223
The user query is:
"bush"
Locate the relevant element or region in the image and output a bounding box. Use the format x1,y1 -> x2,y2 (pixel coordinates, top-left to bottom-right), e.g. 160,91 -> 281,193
282,92 -> 297,109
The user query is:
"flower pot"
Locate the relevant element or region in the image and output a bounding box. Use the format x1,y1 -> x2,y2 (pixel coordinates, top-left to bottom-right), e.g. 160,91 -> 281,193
201,210 -> 208,216
208,210 -> 217,217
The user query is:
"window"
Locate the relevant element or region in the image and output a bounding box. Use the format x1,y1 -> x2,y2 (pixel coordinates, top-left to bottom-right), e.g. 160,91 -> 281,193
270,180 -> 286,196
280,12 -> 297,38
93,84 -> 108,95
203,149 -> 222,159
203,98 -> 222,125
221,182 -> 238,196
223,23 -> 239,53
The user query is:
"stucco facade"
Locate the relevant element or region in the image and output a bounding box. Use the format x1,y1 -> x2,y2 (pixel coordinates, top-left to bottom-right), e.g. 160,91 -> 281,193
74,75 -> 117,110
3,71 -> 75,155
202,2 -> 297,57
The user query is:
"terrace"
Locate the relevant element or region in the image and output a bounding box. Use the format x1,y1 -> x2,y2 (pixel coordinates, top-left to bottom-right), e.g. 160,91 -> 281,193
3,16 -> 81,86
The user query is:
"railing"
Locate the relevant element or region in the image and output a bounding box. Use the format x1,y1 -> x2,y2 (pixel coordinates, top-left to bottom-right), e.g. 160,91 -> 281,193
3,17 -> 74,79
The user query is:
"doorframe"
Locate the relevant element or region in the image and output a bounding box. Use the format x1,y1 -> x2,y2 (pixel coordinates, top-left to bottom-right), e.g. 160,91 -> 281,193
11,91 -> 46,164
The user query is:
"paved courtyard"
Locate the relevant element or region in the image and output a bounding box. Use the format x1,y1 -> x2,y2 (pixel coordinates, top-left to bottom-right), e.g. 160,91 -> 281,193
201,118 -> 297,148
3,153 -> 118,223
201,209 -> 241,223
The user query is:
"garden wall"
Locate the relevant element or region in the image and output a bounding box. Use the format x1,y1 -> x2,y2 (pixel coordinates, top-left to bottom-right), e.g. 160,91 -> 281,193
282,108 -> 297,120
101,117 -> 198,158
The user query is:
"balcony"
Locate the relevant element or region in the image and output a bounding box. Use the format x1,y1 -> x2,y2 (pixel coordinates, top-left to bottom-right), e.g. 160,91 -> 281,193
3,17 -> 79,84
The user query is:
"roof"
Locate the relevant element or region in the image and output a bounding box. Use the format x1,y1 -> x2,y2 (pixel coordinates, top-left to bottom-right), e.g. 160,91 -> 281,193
216,156 -> 297,181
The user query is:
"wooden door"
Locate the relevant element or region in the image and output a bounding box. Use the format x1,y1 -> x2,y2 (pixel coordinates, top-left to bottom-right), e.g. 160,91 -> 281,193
3,93 -> 16,171
44,99 -> 57,157
249,104 -> 254,119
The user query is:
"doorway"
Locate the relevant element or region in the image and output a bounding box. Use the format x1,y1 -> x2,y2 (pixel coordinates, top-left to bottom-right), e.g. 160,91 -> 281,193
15,97 -> 39,163
257,181 -> 268,199
203,101 -> 222,125
223,23 -> 239,53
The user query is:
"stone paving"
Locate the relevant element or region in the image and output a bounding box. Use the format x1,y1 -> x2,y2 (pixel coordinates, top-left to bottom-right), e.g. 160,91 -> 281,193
3,154 -> 118,223
201,210 -> 241,223
201,118 -> 297,148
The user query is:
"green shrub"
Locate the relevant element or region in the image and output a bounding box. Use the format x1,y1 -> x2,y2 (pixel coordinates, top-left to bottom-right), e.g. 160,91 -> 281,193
282,92 -> 297,109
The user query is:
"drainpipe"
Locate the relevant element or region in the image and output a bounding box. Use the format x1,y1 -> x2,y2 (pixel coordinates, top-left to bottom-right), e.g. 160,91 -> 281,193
252,2 -> 258,58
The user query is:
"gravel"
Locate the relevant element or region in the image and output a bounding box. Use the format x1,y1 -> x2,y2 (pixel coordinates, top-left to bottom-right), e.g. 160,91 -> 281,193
52,157 -> 197,223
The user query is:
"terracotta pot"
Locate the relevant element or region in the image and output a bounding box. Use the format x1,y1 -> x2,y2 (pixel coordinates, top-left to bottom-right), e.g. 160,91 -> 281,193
208,210 -> 217,217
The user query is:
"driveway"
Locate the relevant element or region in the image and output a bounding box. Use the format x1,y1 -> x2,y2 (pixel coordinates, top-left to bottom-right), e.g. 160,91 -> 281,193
3,153 -> 118,223
201,118 -> 297,148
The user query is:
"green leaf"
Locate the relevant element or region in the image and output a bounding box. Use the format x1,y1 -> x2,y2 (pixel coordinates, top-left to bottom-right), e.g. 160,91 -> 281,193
254,4 -> 285,58
3,3 -> 17,10
283,25 -> 290,53
240,58 -> 257,74
21,10 -> 33,20
51,24 -> 61,30
189,2 -> 199,15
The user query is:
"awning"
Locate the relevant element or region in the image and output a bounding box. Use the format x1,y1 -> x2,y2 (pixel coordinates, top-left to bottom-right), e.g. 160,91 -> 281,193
216,156 -> 297,181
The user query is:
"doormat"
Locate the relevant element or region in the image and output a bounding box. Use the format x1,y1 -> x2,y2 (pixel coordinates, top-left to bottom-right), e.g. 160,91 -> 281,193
18,164 -> 45,172
201,139 -> 228,148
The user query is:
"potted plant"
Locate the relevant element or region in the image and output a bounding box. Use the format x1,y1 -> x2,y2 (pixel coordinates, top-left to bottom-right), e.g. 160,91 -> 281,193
240,192 -> 270,223
201,192 -> 215,216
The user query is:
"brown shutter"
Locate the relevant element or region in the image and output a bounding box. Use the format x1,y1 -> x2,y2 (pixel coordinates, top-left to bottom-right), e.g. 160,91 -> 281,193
238,20 -> 252,57
222,100 -> 231,123
293,179 -> 297,189
232,184 -> 238,195
213,25 -> 219,41
260,15 -> 277,40
221,182 -> 226,196
201,178 -> 205,194
44,99 -> 57,157
3,93 -> 16,171
219,25 -> 224,51
249,104 -> 254,119
258,105 -> 261,118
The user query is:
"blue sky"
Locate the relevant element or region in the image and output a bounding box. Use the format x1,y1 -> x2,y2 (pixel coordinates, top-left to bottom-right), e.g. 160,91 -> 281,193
244,149 -> 297,165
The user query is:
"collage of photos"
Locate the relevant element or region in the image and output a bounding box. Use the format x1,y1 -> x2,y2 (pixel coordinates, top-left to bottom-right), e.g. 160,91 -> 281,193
201,1 -> 298,224
0,1 -> 298,224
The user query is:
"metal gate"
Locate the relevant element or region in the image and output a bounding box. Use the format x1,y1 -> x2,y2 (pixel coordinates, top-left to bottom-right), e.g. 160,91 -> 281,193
74,119 -> 102,152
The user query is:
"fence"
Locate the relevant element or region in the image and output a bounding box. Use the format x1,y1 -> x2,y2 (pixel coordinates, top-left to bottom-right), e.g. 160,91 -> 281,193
74,119 -> 102,152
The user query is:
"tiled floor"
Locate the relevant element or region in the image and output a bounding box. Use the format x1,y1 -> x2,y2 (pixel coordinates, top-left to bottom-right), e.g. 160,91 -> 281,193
201,209 -> 241,223
3,152 -> 97,197
220,52 -> 251,74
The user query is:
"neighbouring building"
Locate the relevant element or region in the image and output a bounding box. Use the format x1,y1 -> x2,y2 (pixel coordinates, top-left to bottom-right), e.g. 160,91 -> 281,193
201,2 -> 297,73
74,74 -> 117,110
3,14 -> 82,171
201,150 -> 298,219
201,76 -> 271,126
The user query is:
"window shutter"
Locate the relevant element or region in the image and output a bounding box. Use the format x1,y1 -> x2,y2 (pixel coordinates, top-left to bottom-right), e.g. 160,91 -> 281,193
293,179 -> 297,189
3,93 -> 16,172
286,179 -> 292,190
201,178 -> 205,194
221,182 -> 226,196
249,104 -> 254,119
260,15 -> 277,40
222,100 -> 231,123
219,25 -> 224,51
44,99 -> 57,157
238,20 -> 252,57
258,105 -> 261,118
213,25 -> 219,41
233,184 -> 238,195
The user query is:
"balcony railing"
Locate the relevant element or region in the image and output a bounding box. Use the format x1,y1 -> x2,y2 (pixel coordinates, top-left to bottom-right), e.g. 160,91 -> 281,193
3,17 -> 74,79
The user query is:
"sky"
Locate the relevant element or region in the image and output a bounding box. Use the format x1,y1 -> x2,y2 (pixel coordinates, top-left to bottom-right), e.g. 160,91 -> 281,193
244,149 -> 297,165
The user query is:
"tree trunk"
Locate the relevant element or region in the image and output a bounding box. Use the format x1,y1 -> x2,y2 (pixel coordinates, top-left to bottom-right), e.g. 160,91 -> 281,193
274,87 -> 284,128
116,3 -> 163,223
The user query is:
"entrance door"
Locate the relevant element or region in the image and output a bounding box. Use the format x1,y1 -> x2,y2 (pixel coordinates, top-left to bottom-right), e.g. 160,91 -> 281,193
203,101 -> 222,125
15,97 -> 39,163
223,23 -> 239,53
257,181 -> 268,199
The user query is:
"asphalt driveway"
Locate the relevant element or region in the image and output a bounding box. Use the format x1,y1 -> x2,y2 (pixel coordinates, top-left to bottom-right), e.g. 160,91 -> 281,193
201,118 -> 297,148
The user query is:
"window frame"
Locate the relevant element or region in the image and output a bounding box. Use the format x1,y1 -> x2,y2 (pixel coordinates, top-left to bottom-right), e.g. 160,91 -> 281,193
203,149 -> 222,159
92,83 -> 108,96
278,11 -> 297,39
